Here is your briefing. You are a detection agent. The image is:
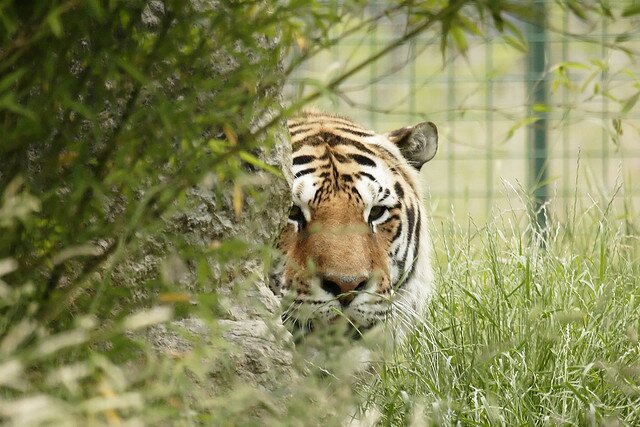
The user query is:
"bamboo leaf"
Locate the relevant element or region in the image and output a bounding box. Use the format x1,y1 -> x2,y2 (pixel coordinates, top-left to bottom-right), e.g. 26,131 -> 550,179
451,25 -> 468,56
0,69 -> 27,94
233,181 -> 243,218
115,59 -> 148,84
0,95 -> 36,120
86,0 -> 105,19
550,61 -> 591,71
502,35 -> 527,53
223,124 -> 238,146
238,150 -> 283,177
502,20 -> 528,53
46,12 -> 63,37
621,92 -> 639,114
612,118 -> 623,135
566,0 -> 590,22
622,3 -> 640,17
504,117 -> 539,142
458,15 -> 483,37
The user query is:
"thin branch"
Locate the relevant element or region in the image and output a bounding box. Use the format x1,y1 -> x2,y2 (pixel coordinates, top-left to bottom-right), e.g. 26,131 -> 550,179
252,0 -> 468,139
283,1 -> 412,77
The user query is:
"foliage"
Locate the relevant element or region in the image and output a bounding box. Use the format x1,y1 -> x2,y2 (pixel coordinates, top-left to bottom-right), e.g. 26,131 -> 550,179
0,0 -> 359,424
0,0 -> 634,425
366,196 -> 640,425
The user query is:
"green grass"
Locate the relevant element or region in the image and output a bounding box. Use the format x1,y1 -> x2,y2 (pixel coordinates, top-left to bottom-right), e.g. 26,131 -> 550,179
2,194 -> 637,426
363,204 -> 640,425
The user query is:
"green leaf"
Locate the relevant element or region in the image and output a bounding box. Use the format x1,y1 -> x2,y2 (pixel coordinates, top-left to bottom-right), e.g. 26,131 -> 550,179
502,35 -> 527,53
238,151 -> 283,177
615,33 -> 633,43
504,117 -> 539,141
0,68 -> 27,94
612,118 -> 623,135
0,94 -> 36,120
0,8 -> 19,35
622,3 -> 640,17
458,15 -> 483,37
115,59 -> 148,84
551,61 -> 590,71
46,11 -> 63,37
451,25 -> 468,56
61,98 -> 96,120
502,20 -> 528,53
579,69 -> 600,93
598,0 -> 614,17
621,92 -> 639,114
119,9 -> 131,27
532,103 -> 550,113
86,0 -> 105,20
566,0 -> 590,22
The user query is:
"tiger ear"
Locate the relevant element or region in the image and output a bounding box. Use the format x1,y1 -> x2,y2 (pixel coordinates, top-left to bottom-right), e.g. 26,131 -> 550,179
386,122 -> 438,169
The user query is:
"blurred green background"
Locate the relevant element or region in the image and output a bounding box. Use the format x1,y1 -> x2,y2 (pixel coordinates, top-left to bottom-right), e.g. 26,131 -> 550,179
290,0 -> 640,224
0,1 -> 638,424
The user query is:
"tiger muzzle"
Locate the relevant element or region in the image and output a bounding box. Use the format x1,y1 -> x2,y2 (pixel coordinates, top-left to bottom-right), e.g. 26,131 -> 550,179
320,274 -> 369,306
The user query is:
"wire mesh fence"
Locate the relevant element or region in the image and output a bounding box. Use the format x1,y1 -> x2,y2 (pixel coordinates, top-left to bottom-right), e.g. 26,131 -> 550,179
289,1 -> 640,225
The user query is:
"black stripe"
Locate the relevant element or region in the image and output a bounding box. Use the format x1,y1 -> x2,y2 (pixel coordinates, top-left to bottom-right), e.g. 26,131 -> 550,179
404,214 -> 421,283
348,140 -> 376,155
394,182 -> 404,198
386,214 -> 401,223
312,188 -> 323,205
293,155 -> 316,165
396,258 -> 406,284
403,205 -> 416,261
352,187 -> 363,202
334,127 -> 374,137
376,145 -> 400,161
332,152 -> 349,162
358,172 -> 376,182
320,133 -> 376,155
294,168 -> 315,178
351,154 -> 376,167
294,133 -> 377,156
292,136 -> 324,149
396,206 -> 420,289
294,117 -> 360,128
290,127 -> 310,136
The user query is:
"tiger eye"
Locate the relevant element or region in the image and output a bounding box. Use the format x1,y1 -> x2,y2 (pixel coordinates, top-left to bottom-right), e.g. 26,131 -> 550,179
289,205 -> 305,225
368,205 -> 387,222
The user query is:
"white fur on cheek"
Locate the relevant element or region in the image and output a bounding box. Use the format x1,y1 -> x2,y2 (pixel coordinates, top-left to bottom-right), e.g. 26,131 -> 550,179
355,179 -> 375,208
291,173 -> 317,220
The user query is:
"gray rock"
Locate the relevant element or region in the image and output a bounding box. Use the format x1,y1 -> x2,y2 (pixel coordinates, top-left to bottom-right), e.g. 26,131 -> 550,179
114,0 -> 295,405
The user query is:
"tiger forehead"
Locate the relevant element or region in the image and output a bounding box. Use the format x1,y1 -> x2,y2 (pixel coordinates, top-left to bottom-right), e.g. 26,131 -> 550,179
290,128 -> 394,166
293,132 -> 385,158
292,145 -> 386,198
288,113 -> 420,196
292,136 -> 395,184
292,158 -> 406,222
288,114 -> 375,142
287,112 -> 368,129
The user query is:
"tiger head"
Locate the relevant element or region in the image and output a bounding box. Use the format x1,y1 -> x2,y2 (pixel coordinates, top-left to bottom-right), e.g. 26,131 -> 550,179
279,111 -> 437,339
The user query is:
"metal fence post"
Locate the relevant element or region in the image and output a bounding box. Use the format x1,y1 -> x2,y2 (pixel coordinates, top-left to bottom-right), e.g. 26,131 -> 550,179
526,0 -> 549,232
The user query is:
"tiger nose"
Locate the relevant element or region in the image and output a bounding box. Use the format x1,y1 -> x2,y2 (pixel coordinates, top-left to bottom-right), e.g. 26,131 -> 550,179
321,274 -> 369,305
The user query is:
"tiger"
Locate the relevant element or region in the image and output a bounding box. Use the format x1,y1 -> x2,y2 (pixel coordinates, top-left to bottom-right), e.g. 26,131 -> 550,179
278,110 -> 438,341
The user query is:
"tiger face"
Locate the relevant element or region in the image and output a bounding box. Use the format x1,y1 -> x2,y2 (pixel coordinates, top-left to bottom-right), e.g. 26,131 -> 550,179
279,111 -> 437,338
